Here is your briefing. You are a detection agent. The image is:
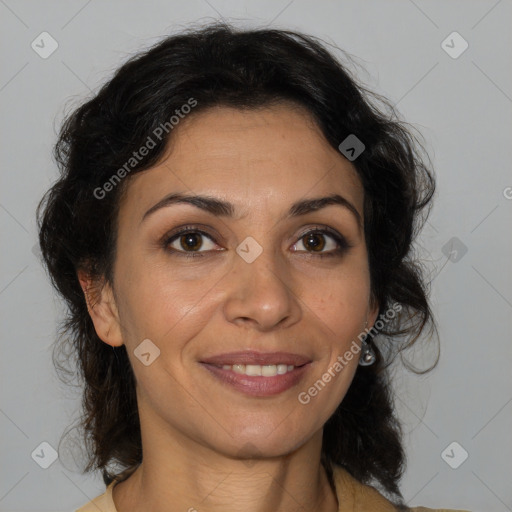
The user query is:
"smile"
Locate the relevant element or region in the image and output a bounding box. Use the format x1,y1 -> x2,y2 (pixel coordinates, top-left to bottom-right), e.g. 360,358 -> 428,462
219,363 -> 296,376
200,362 -> 311,397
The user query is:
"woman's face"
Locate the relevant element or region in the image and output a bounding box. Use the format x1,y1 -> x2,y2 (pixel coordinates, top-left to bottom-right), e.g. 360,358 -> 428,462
92,103 -> 378,460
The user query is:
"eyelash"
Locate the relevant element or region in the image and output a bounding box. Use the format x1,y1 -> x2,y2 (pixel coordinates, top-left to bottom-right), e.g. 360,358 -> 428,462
162,225 -> 352,259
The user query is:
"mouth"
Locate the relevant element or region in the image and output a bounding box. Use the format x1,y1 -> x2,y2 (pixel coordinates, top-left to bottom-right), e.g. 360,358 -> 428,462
199,351 -> 312,397
210,362 -> 301,376
200,350 -> 311,367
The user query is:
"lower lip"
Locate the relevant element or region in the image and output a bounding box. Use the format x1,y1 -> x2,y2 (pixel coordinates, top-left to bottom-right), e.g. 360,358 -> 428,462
200,363 -> 311,397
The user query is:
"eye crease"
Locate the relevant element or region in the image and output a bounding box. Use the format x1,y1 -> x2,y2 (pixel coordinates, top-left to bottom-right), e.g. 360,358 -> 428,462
162,225 -> 352,259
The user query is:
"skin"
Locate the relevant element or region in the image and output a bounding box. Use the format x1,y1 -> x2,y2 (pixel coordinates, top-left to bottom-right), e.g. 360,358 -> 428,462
79,103 -> 379,512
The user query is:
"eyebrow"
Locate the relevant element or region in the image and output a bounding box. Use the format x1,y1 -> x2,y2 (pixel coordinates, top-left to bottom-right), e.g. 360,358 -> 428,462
141,192 -> 362,228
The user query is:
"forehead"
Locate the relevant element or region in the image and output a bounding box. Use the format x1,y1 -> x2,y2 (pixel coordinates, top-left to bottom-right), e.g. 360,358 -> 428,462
119,103 -> 363,220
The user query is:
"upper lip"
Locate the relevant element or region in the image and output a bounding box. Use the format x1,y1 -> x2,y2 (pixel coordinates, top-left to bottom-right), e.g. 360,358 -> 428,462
200,351 -> 312,366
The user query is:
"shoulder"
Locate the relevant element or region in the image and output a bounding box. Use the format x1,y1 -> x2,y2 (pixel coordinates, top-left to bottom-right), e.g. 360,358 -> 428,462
331,465 -> 471,512
75,467 -> 470,512
75,481 -> 117,512
410,508 -> 471,512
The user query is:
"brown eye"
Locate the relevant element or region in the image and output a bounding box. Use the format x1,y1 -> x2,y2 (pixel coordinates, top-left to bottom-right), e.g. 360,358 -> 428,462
293,231 -> 339,254
180,233 -> 203,251
302,233 -> 326,252
165,230 -> 218,255
290,228 -> 351,258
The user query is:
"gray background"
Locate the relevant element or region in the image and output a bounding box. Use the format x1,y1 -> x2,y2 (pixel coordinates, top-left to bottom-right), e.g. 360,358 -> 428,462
1,1 -> 511,511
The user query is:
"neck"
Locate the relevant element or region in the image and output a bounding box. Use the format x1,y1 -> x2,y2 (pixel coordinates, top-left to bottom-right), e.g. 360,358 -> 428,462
112,412 -> 338,512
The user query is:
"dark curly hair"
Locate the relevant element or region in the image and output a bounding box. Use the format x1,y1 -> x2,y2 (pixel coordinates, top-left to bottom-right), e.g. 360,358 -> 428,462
36,22 -> 437,507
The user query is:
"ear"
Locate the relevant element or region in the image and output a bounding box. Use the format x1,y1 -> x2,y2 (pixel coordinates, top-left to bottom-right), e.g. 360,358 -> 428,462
77,270 -> 123,347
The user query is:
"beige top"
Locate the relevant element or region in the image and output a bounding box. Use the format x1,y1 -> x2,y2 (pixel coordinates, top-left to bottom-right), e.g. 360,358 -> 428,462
75,465 -> 470,512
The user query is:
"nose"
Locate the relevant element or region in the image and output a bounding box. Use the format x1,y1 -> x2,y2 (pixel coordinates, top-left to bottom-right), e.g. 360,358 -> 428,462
222,246 -> 302,332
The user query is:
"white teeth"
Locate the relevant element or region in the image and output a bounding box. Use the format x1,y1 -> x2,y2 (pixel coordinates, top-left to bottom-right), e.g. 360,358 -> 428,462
262,365 -> 277,377
221,363 -> 296,376
232,364 -> 245,374
246,364 -> 261,376
277,364 -> 288,375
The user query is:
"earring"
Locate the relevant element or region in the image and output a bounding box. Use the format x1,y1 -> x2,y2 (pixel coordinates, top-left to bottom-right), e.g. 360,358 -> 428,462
359,320 -> 376,366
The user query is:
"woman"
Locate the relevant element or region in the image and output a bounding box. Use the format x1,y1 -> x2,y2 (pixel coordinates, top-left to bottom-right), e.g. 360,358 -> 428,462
37,23 -> 469,512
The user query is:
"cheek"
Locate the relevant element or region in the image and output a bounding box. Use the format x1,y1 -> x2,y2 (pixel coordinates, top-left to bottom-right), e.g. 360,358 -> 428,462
114,255 -> 221,348
303,260 -> 371,334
